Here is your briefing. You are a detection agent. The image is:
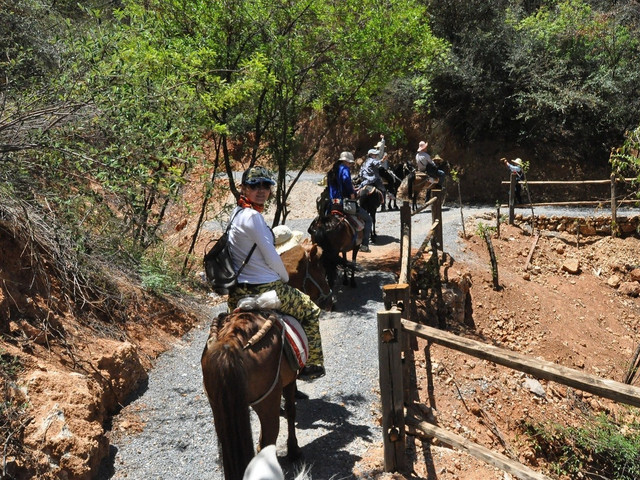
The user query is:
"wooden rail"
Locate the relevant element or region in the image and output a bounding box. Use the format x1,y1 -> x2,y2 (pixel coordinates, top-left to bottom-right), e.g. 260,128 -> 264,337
378,189 -> 640,478
504,174 -> 638,229
501,178 -> 636,185
403,321 -> 640,408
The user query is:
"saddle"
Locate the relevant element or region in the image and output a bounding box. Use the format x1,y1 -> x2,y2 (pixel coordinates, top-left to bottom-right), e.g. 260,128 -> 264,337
414,172 -> 438,190
233,293 -> 309,372
359,184 -> 382,198
330,209 -> 364,233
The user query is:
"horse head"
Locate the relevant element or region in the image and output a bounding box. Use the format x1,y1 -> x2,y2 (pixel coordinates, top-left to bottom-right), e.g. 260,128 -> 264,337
280,240 -> 334,311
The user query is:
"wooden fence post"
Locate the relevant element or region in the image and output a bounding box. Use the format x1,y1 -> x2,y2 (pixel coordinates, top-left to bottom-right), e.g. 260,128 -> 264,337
399,201 -> 412,284
508,175 -> 516,225
383,284 -> 417,407
431,189 -> 443,250
611,173 -> 618,238
378,309 -> 406,472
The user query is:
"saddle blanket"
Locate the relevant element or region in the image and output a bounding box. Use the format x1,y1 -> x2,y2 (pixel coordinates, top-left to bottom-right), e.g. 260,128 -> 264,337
280,314 -> 309,371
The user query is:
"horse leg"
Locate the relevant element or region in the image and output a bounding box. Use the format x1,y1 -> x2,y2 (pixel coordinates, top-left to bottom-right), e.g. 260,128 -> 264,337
370,212 -> 377,243
283,381 -> 302,460
349,249 -> 357,288
342,251 -> 349,285
253,385 -> 283,451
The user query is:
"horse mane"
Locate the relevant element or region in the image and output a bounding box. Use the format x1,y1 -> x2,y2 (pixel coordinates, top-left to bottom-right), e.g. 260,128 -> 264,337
280,244 -> 306,275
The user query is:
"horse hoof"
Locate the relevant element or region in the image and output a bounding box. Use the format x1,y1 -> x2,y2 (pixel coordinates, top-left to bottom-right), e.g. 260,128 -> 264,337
287,445 -> 304,462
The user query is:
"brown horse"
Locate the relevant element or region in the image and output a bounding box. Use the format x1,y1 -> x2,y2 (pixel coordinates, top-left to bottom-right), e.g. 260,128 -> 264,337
397,171 -> 440,212
308,212 -> 363,288
201,241 -> 332,480
397,157 -> 449,211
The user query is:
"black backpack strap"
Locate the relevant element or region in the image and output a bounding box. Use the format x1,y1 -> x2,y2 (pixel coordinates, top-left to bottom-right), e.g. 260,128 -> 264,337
235,243 -> 257,277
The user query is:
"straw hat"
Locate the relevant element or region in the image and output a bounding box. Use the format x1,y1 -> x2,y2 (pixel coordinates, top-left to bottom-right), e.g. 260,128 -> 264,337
273,225 -> 304,254
513,158 -> 523,166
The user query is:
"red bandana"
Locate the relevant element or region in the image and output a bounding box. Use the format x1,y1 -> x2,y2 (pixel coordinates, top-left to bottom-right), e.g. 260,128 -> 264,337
238,195 -> 264,213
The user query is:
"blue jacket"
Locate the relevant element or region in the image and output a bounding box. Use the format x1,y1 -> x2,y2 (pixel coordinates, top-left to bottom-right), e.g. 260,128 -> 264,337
328,163 -> 355,201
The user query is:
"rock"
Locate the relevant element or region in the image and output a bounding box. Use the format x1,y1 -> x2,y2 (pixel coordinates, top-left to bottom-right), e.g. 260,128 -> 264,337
23,370 -> 109,480
607,275 -> 621,288
618,281 -> 640,297
523,378 -> 546,397
95,340 -> 148,408
630,268 -> 640,282
561,258 -> 580,274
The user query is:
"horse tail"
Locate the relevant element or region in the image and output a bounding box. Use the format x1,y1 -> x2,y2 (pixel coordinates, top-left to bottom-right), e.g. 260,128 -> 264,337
202,335 -> 254,480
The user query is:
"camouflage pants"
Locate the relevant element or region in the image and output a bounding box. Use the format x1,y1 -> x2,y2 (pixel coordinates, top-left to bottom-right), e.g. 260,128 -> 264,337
228,281 -> 324,366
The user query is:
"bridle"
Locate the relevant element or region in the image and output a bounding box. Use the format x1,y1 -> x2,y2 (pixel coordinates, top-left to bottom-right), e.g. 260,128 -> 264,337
300,246 -> 333,308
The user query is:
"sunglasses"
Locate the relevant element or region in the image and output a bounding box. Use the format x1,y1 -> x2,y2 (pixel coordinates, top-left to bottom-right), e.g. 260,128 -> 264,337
247,181 -> 272,190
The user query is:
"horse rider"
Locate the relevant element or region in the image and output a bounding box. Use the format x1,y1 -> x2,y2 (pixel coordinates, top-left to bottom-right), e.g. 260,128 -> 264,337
327,151 -> 373,252
227,165 -> 325,379
372,134 -> 399,211
416,140 -> 446,188
359,147 -> 386,194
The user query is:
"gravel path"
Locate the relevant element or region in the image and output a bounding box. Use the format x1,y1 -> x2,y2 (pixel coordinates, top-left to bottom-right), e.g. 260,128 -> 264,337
98,171 -> 639,480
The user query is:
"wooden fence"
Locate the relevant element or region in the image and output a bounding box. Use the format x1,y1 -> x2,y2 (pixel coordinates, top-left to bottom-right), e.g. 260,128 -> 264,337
377,191 -> 640,479
503,174 -> 637,227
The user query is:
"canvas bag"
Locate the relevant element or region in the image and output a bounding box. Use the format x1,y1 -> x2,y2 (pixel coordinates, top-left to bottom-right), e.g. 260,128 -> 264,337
343,199 -> 358,215
204,208 -> 256,294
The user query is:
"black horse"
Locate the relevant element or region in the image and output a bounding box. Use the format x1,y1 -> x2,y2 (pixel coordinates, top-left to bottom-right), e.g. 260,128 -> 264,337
358,185 -> 384,243
379,167 -> 402,211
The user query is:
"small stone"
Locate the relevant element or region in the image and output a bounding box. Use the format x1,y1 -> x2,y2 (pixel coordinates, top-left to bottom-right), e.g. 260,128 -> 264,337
561,258 -> 580,274
523,378 -> 546,397
607,275 -> 621,288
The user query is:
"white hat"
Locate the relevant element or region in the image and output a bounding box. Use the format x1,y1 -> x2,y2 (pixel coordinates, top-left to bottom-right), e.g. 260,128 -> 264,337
273,225 -> 304,254
339,151 -> 355,163
417,141 -> 428,152
513,158 -> 523,166
375,141 -> 383,149
367,148 -> 379,156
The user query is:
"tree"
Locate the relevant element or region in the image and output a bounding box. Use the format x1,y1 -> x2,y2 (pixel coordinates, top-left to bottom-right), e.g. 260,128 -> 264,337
506,0 -> 640,157
68,0 -> 445,262
610,125 -> 640,195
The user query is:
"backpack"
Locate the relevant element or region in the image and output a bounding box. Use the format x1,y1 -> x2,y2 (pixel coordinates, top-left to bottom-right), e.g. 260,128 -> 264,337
204,209 -> 257,295
316,186 -> 331,216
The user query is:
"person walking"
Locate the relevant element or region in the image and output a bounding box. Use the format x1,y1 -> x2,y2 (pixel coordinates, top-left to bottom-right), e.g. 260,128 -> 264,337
227,165 -> 325,379
327,151 -> 373,252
